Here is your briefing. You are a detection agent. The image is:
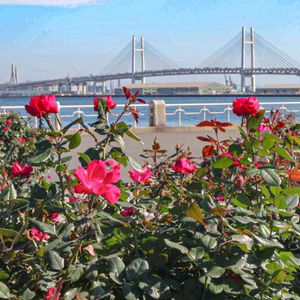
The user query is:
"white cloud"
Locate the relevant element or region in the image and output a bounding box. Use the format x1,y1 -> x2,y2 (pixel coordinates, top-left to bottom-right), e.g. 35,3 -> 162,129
0,0 -> 104,6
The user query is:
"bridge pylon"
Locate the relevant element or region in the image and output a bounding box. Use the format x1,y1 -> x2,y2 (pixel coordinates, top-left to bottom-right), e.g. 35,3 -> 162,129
132,36 -> 146,84
241,26 -> 256,92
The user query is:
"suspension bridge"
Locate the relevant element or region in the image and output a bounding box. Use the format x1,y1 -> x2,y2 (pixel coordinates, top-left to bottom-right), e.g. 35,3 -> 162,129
1,26 -> 300,94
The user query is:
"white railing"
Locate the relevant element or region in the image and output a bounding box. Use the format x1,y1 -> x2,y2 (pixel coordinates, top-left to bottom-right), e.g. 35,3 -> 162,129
165,102 -> 300,126
0,101 -> 299,127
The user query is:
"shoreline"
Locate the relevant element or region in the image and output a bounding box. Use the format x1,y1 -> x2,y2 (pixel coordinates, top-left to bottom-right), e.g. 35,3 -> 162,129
0,93 -> 300,99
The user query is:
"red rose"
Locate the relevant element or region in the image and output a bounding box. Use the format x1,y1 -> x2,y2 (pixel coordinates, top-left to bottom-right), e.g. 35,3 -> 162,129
232,97 -> 259,117
5,119 -> 12,125
93,96 -> 117,112
11,161 -> 33,178
25,94 -> 58,118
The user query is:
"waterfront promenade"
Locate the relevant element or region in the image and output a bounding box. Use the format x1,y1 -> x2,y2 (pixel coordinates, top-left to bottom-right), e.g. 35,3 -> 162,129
75,126 -> 240,178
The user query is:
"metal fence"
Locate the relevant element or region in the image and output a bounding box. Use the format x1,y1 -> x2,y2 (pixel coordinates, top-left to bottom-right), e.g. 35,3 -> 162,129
0,101 -> 299,127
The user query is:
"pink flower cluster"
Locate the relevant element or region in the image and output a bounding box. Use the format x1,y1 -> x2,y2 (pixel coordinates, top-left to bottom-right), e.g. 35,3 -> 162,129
74,160 -> 121,205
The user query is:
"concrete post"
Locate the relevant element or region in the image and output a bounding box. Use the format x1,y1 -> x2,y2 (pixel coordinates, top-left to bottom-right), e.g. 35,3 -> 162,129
149,100 -> 166,127
241,26 -> 246,93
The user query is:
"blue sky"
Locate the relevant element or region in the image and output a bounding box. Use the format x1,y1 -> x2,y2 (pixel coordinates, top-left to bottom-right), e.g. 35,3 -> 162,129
0,0 -> 300,85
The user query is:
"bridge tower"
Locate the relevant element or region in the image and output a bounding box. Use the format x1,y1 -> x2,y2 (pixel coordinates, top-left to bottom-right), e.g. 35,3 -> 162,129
9,64 -> 16,84
241,26 -> 256,92
131,36 -> 146,84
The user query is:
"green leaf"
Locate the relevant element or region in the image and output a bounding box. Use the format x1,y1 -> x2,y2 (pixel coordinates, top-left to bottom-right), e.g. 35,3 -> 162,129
125,130 -> 141,142
188,247 -> 204,261
115,135 -> 125,153
247,109 -> 265,131
0,228 -> 18,238
30,219 -> 56,235
46,251 -> 64,271
231,234 -> 254,251
232,194 -> 251,209
0,282 -> 11,299
207,266 -> 225,278
164,239 -> 188,254
20,289 -> 35,300
62,117 -> 83,134
78,152 -> 91,165
274,195 -> 287,209
30,140 -> 52,164
69,132 -> 81,150
274,146 -> 294,162
261,169 -> 281,186
128,156 -> 143,172
285,194 -> 299,209
253,234 -> 284,249
262,134 -> 276,150
213,156 -> 233,169
126,259 -> 149,281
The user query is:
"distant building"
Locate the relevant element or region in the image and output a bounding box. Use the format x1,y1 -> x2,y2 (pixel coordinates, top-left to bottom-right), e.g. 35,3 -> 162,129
115,82 -> 230,95
256,84 -> 300,94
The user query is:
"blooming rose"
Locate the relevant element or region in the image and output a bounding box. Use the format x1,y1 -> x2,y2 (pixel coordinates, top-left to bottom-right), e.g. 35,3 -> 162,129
5,119 -> 12,125
74,160 -> 120,205
128,166 -> 152,183
232,97 -> 259,117
29,227 -> 50,242
44,286 -> 61,300
11,161 -> 33,177
172,157 -> 197,174
48,213 -> 60,223
25,94 -> 58,118
121,207 -> 137,217
93,96 -> 117,112
19,137 -> 26,143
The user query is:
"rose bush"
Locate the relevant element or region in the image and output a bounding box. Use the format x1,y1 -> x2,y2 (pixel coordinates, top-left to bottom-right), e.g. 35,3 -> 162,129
0,93 -> 299,299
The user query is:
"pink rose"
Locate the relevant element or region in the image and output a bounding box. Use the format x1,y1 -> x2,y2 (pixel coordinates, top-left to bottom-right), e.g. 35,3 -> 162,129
128,166 -> 152,183
93,96 -> 117,112
74,160 -> 120,205
25,94 -> 58,118
172,157 -> 197,174
3,126 -> 8,132
11,161 -> 33,178
44,286 -> 61,300
19,137 -> 26,143
5,119 -> 12,125
232,97 -> 259,117
216,196 -> 225,202
29,227 -> 50,242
